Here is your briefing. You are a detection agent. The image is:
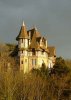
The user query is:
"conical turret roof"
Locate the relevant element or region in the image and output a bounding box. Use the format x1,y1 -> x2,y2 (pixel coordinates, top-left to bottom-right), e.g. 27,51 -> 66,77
16,22 -> 29,40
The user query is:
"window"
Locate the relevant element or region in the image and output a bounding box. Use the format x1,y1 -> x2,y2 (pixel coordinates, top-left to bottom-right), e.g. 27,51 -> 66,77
21,60 -> 23,64
32,48 -> 36,55
22,39 -> 23,43
22,50 -> 23,53
42,51 -> 44,55
25,59 -> 27,62
32,59 -> 36,66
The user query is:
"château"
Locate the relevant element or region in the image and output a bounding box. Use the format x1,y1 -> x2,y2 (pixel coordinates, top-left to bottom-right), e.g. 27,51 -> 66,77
16,22 -> 56,73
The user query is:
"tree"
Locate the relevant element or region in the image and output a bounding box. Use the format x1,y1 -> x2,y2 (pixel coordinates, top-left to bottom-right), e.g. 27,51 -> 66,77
53,57 -> 69,76
31,63 -> 49,78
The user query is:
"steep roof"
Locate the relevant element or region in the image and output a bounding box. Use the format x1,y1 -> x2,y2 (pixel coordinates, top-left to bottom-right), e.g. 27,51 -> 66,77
40,45 -> 49,53
34,27 -> 41,38
16,22 -> 29,40
27,27 -> 41,40
29,31 -> 40,50
29,32 -> 49,53
48,46 -> 56,57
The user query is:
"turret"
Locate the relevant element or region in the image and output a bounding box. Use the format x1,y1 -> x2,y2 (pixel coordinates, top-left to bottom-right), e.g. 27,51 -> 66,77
16,21 -> 29,73
16,21 -> 29,50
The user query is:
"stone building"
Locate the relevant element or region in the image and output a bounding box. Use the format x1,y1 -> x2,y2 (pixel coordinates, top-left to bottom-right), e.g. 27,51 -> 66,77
16,22 -> 56,73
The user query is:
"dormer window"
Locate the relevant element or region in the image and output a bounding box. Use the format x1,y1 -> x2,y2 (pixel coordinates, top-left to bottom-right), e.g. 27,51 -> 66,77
54,55 -> 56,57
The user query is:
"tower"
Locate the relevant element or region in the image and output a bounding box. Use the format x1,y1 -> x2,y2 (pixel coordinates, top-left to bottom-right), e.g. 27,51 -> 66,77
16,21 -> 29,73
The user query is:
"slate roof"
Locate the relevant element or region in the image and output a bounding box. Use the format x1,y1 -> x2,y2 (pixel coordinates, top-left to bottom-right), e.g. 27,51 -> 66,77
16,25 -> 29,40
29,31 -> 40,50
27,27 -> 41,40
29,31 -> 49,53
48,46 -> 56,57
16,23 -> 53,54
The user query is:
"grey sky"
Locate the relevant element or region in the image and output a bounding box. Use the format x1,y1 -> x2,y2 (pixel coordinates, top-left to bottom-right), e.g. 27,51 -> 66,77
0,0 -> 71,59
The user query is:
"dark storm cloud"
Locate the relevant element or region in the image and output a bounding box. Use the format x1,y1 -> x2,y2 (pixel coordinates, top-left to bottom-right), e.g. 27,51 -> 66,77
0,0 -> 71,58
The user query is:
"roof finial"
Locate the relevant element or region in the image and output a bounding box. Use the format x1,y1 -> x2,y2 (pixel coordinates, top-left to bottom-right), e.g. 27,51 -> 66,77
22,21 -> 25,26
34,25 -> 37,31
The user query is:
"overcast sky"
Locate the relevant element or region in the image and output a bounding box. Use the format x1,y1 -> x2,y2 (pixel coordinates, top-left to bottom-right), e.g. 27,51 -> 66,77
0,0 -> 71,59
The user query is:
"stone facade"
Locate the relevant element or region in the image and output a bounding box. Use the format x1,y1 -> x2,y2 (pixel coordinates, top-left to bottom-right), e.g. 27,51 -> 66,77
16,22 -> 56,73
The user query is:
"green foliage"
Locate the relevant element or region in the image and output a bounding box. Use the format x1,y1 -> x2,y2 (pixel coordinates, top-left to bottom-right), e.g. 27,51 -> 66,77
65,59 -> 71,71
31,63 -> 49,78
0,51 -> 71,100
6,43 -> 16,51
0,66 -> 71,100
53,57 -> 70,75
10,45 -> 18,57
